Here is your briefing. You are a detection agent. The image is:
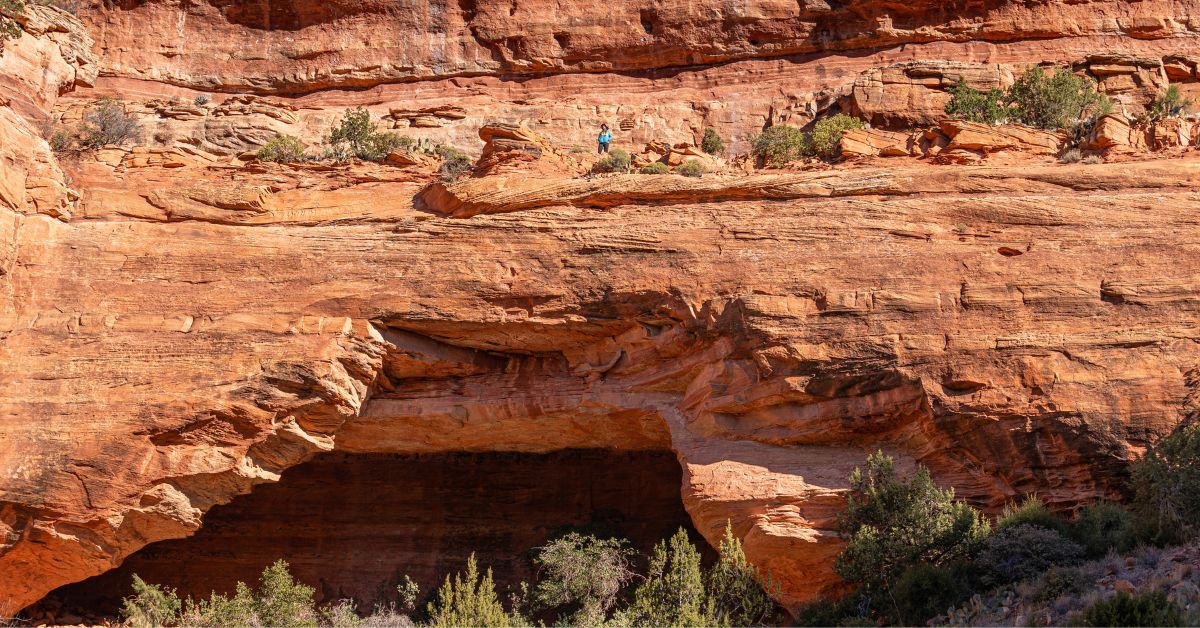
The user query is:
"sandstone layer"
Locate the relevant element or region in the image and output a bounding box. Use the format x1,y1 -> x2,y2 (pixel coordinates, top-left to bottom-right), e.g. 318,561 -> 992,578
1,0 -> 1200,618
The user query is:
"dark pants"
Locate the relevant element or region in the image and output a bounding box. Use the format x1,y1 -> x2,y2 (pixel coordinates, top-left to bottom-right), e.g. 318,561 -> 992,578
598,141 -> 610,154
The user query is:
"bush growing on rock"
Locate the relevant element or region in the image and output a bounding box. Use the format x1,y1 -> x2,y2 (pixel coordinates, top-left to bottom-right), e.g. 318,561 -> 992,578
1132,424 -> 1200,544
436,146 -> 473,182
1005,66 -> 1109,132
329,107 -> 411,162
810,114 -> 866,159
257,135 -> 307,163
639,161 -> 669,174
676,159 -> 706,177
945,79 -> 1009,125
0,0 -> 22,47
532,532 -> 636,626
193,94 -> 209,107
834,451 -> 991,591
1146,85 -> 1191,122
80,98 -> 141,148
701,127 -> 724,155
1059,148 -> 1083,164
592,149 -> 631,173
973,524 -> 1085,587
750,125 -> 810,167
1074,590 -> 1184,627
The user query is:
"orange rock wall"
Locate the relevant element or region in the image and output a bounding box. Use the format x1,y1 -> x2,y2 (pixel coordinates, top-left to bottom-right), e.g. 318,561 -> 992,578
1,0 -> 1200,618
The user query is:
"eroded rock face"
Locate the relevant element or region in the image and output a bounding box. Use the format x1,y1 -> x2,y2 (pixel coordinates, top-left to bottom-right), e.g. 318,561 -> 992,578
2,0 -> 1200,618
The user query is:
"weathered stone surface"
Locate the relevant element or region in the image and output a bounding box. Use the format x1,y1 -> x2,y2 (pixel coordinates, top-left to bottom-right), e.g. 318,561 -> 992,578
4,0 -> 1200,619
841,127 -> 918,158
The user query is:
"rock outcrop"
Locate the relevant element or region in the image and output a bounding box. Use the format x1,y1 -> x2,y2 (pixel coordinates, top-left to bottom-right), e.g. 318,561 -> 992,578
2,0 -> 1200,619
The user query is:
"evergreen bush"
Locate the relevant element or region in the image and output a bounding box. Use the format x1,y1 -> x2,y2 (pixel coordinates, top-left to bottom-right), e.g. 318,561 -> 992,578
750,125 -> 810,166
257,135 -> 306,163
1132,424 -> 1200,544
700,127 -> 725,155
974,524 -> 1084,587
426,554 -> 513,627
834,451 -> 991,590
810,114 -> 866,159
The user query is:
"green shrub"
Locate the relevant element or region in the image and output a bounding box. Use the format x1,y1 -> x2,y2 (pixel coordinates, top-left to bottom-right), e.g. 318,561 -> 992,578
592,149 -> 631,173
1147,85 -> 1191,122
705,522 -> 780,626
255,559 -> 319,627
810,114 -> 866,159
121,574 -> 182,628
1132,424 -> 1200,544
257,135 -> 306,163
570,145 -> 587,154
997,495 -> 1070,535
426,554 -> 513,627
891,562 -> 972,625
616,528 -> 708,627
945,79 -> 1009,124
193,94 -> 209,106
328,107 -> 412,162
1082,154 -> 1104,165
80,97 -> 141,148
1068,502 -> 1134,558
701,127 -> 725,155
1,0 -> 23,46
676,159 -> 706,177
1073,590 -> 1183,627
176,560 -> 317,627
533,532 -> 636,626
974,524 -> 1084,587
639,161 -> 669,174
751,125 -> 809,167
834,451 -> 991,590
1005,66 -> 1108,131
795,595 -> 870,627
48,127 -> 74,154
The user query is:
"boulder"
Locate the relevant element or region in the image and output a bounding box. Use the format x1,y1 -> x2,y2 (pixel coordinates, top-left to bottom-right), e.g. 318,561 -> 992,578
841,128 -> 917,158
939,120 -> 1064,156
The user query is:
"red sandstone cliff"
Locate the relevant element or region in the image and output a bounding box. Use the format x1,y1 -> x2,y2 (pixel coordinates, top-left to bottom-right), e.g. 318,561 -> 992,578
1,0 -> 1199,617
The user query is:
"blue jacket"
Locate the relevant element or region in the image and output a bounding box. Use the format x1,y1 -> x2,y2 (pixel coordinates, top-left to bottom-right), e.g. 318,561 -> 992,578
598,130 -> 613,143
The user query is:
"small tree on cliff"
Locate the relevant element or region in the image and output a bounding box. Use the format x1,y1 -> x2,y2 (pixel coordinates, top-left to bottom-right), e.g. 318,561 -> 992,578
835,451 -> 990,591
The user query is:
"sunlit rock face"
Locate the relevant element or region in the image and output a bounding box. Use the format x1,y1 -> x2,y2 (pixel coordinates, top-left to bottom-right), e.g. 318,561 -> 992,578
2,0 -> 1200,617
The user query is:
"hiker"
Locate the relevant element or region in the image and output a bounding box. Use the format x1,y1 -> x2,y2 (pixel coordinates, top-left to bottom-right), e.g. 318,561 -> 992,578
597,123 -> 613,154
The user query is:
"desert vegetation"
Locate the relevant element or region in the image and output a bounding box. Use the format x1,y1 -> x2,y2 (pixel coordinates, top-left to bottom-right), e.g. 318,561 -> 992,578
944,66 -> 1112,134
328,107 -> 412,162
798,424 -> 1200,626
118,524 -> 779,628
750,114 -> 866,166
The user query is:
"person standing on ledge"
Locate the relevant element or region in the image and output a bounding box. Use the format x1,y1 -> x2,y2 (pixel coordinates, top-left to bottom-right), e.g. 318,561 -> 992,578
597,123 -> 613,154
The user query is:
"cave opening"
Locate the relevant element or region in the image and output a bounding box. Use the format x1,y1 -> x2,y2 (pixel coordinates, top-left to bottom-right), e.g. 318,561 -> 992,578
41,449 -> 705,620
